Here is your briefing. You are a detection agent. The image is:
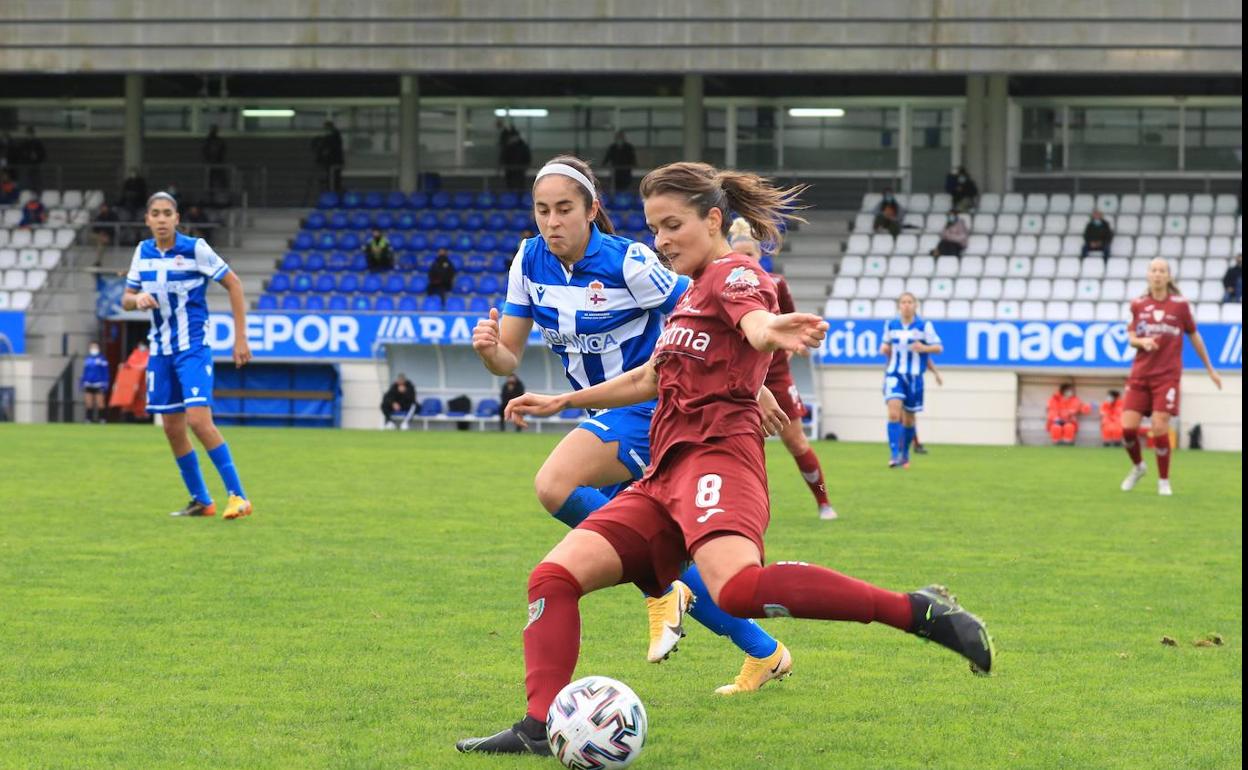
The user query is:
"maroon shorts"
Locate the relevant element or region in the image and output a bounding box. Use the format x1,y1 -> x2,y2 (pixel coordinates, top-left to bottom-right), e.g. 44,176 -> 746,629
1124,376 -> 1181,417
765,370 -> 805,421
578,433 -> 771,598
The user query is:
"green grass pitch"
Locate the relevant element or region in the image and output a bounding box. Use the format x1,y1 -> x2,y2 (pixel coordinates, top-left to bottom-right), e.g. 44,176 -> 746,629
0,424 -> 1240,769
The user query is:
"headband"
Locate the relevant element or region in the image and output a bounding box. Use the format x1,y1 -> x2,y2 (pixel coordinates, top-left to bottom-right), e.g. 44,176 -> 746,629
535,163 -> 596,200
146,192 -> 178,211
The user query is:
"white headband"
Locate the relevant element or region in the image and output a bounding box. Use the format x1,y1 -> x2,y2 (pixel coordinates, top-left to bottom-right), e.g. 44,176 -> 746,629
535,163 -> 597,200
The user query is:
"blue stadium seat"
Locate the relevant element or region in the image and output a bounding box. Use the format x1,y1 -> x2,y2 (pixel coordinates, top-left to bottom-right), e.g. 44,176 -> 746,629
453,275 -> 475,294
625,212 -> 646,231
382,273 -> 405,294
397,252 -> 419,271
416,253 -> 435,271
489,255 -> 509,273
362,273 -> 383,293
350,252 -> 370,272
477,274 -> 501,295
280,251 -> 302,272
352,295 -> 372,311
475,191 -> 497,210
396,213 -> 416,230
475,233 -> 498,252
328,294 -> 349,311
475,398 -> 500,417
293,231 -> 315,251
468,296 -> 490,314
464,212 -> 485,230
454,234 -> 474,252
268,273 -> 292,293
500,233 -> 522,253
281,294 -> 303,310
257,294 -> 278,310
419,397 -> 443,416
520,192 -> 534,209
430,191 -> 451,210
304,294 -> 326,311
387,232 -> 406,251
611,192 -> 636,211
398,295 -> 419,312
349,211 -> 371,231
421,295 -> 444,312
328,211 -> 348,230
386,191 -> 408,210
510,213 -> 533,232
418,212 -> 438,231
317,233 -> 337,250
317,191 -> 340,210
374,212 -> 395,231
439,212 -> 462,230
341,191 -> 362,209
485,212 -> 508,232
292,273 -> 314,294
327,251 -> 351,272
432,233 -> 452,251
374,296 -> 396,312
337,274 -> 360,293
304,252 -> 326,272
408,191 -> 429,210
305,211 -> 327,230
337,232 -> 361,250
406,233 -> 429,251
452,191 -> 474,210
363,191 -> 385,209
498,191 -> 520,210
407,274 -> 429,294
444,296 -> 466,312
314,274 -> 335,293
449,253 -> 464,270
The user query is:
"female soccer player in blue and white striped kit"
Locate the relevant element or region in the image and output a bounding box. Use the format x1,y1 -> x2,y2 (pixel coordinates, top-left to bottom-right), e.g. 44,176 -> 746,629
880,292 -> 943,468
471,156 -> 792,695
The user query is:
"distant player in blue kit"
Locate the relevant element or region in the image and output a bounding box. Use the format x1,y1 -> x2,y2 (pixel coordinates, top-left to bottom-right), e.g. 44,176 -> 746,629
880,292 -> 942,468
471,156 -> 792,695
81,341 -> 110,423
122,192 -> 253,519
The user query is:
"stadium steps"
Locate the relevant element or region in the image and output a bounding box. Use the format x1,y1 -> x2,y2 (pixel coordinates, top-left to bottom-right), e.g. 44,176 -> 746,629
775,211 -> 851,312
206,208 -> 306,311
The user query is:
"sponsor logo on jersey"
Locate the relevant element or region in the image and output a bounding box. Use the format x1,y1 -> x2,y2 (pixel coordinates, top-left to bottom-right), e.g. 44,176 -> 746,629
725,266 -> 760,287
540,327 -> 620,353
655,323 -> 711,352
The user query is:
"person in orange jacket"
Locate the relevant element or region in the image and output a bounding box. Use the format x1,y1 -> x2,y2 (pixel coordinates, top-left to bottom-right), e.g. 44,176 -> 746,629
1047,382 -> 1091,445
1100,389 -> 1124,446
109,342 -> 150,419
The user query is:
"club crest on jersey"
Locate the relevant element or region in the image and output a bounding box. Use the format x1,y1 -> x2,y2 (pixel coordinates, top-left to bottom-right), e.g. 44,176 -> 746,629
1153,309 -> 1165,322
191,387 -> 200,396
585,280 -> 608,308
725,266 -> 759,287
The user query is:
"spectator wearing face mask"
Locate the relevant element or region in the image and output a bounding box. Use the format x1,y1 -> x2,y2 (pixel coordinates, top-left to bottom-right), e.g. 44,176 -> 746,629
946,166 -> 978,212
81,342 -> 111,424
875,187 -> 905,221
929,211 -> 969,258
1082,209 -> 1114,259
873,201 -> 901,238
1047,382 -> 1091,446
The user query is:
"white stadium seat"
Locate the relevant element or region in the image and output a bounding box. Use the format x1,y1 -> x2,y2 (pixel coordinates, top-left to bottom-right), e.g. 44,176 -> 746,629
871,299 -> 895,318
25,269 -> 47,291
1138,215 -> 1163,236
4,269 -> 25,290
1070,301 -> 1096,321
0,249 -> 14,269
857,277 -> 882,298
1056,257 -> 1080,278
846,234 -> 870,256
1187,215 -> 1212,236
931,193 -> 953,213
0,229 -> 8,248
894,234 -> 918,255
863,256 -> 888,277
1020,300 -> 1046,320
1116,215 -> 1140,236
1222,304 -> 1242,323
1046,301 -> 1071,320
908,193 -> 931,214
823,298 -> 849,317
1013,235 -> 1038,257
983,255 -> 1008,278
1026,278 -> 1052,301
1002,278 -> 1027,300
905,277 -> 930,297
9,290 -> 32,310
853,213 -> 873,232
989,235 -> 1013,255
959,255 -> 984,277
1166,194 -> 1190,215
978,277 -> 1003,301
1048,194 -> 1073,214
1126,279 -> 1146,298
954,278 -> 978,299
1095,302 -> 1121,321
1008,256 -> 1032,278
1024,193 -> 1048,213
929,277 -> 954,299
1071,194 -> 1096,215
1196,303 -> 1221,324
911,255 -> 936,277
1198,281 -> 1221,302
997,300 -> 1021,319
881,277 -> 906,299
1036,235 -> 1062,258
1100,280 -> 1127,302
861,193 -> 881,213
1134,236 -> 1159,259
1080,259 -> 1105,279
1032,256 -> 1057,279
2,210 -> 21,228
887,256 -> 912,276
923,298 -> 948,319
1203,259 -> 1228,280
839,256 -> 864,277
1105,257 -> 1130,279
18,249 -> 38,269
9,229 -> 31,249
947,299 -> 972,318
46,209 -> 69,228
971,300 -> 996,319
1142,194 -> 1166,214
83,190 -> 105,209
32,229 -> 54,249
965,235 -> 990,257
1158,236 -> 1183,258
995,213 -> 1020,235
0,290 -> 8,309
1183,236 -> 1208,259
903,213 -> 925,230
1052,279 -> 1077,301
867,234 -> 892,255
40,190 -> 62,208
61,190 -> 84,210
1214,194 -> 1238,215
1018,215 -> 1043,235
1178,279 -> 1200,298
1111,235 -> 1133,258
1212,216 -> 1236,236
1163,216 -> 1187,236
972,213 -> 995,233
934,256 -> 959,277
832,277 -> 857,298
1190,194 -> 1214,215
977,193 -> 1001,214
1060,235 -> 1084,257
1117,195 -> 1141,215
1042,214 -> 1067,235
1207,236 -> 1233,259
70,209 -> 90,227
918,233 -> 939,254
849,299 -> 873,318
924,213 -> 945,232
40,249 -> 61,270
1000,193 -> 1025,214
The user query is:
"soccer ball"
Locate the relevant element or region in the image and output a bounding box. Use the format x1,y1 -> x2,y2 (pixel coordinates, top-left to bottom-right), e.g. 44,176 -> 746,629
546,676 -> 648,769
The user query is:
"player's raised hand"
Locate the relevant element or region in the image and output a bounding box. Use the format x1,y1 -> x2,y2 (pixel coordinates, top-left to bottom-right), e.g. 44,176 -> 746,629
472,308 -> 501,355
504,392 -> 566,429
766,313 -> 829,356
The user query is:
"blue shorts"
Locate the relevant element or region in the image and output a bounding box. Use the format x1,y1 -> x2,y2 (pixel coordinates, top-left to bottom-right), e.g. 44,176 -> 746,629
147,346 -> 215,413
576,401 -> 655,499
883,373 -> 924,413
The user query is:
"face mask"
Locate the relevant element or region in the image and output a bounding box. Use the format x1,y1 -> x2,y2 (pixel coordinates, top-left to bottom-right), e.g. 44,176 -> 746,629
89,347 -> 100,355
947,216 -> 957,224
958,176 -> 967,183
1092,217 -> 1101,224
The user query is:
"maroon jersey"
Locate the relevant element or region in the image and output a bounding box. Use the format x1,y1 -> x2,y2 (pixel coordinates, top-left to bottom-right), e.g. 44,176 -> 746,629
1128,293 -> 1195,381
766,273 -> 796,381
649,254 -> 779,467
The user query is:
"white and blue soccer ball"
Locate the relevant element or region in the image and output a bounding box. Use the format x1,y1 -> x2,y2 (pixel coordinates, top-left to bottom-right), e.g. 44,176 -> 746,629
546,676 -> 648,769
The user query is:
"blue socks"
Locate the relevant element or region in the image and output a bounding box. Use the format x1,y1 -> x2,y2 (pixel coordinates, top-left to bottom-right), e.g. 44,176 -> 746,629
207,443 -> 246,498
552,486 -> 781,660
679,563 -> 779,659
902,425 -> 916,461
887,421 -> 903,459
175,450 -> 212,505
553,486 -> 610,528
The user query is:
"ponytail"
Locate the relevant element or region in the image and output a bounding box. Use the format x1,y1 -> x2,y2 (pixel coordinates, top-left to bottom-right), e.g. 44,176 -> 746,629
535,155 -> 615,235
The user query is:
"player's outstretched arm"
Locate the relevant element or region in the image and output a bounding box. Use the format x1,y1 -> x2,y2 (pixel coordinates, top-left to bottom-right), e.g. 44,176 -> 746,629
1188,330 -> 1223,390
505,361 -> 659,428
220,272 -> 251,368
473,308 -> 531,376
738,310 -> 829,355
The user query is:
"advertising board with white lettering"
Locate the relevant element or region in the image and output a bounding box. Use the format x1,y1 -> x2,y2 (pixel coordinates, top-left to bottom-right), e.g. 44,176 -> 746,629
817,319 -> 1242,370
0,311 -> 25,354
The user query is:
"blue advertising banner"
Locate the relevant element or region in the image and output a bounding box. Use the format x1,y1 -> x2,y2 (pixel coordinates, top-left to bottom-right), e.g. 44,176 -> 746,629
0,311 -> 26,354
817,319 -> 1242,371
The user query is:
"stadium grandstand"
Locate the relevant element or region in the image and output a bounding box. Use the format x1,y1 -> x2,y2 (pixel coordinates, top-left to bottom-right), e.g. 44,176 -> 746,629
0,1 -> 1239,449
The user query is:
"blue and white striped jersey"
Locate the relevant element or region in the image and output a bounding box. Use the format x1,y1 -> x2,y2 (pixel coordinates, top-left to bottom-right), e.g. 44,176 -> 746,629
883,316 -> 941,377
126,232 -> 231,356
503,224 -> 690,390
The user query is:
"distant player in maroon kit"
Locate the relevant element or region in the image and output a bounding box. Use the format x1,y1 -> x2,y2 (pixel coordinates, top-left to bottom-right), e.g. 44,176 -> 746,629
1120,258 -> 1222,496
728,216 -> 837,520
456,162 -> 994,757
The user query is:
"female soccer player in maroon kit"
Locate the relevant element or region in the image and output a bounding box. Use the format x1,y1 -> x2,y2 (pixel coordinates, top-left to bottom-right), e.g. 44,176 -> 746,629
456,163 -> 994,757
1119,258 -> 1222,496
728,217 -> 837,520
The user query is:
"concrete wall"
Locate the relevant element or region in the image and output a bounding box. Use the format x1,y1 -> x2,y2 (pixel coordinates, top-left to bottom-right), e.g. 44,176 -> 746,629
339,361 -> 386,430
1,1 -> 1240,74
817,366 -> 1242,451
